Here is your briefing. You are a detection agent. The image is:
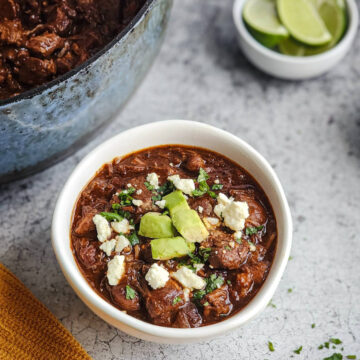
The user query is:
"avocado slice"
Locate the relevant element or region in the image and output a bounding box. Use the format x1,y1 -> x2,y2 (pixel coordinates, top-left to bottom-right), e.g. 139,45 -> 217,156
163,190 -> 189,215
138,212 -> 176,238
171,209 -> 209,243
151,236 -> 195,260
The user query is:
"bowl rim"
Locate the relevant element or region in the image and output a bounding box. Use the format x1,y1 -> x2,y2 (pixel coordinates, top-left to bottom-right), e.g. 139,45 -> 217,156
0,0 -> 156,107
233,0 -> 359,64
51,120 -> 293,341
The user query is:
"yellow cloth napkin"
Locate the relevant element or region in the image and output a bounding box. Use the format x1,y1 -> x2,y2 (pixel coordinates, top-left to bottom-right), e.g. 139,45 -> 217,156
0,263 -> 92,360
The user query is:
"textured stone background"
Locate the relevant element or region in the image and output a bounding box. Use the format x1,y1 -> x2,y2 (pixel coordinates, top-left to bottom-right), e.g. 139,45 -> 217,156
1,0 -> 359,359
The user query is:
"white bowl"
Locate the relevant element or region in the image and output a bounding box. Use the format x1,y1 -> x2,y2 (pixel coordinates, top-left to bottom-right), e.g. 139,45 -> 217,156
233,0 -> 358,80
51,120 -> 293,344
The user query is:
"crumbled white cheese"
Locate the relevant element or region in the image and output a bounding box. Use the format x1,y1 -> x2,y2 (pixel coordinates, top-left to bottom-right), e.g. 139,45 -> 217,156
93,214 -> 111,242
214,179 -> 220,184
111,219 -> 131,234
99,239 -> 117,256
167,175 -> 195,195
229,241 -> 235,248
194,263 -> 204,273
115,235 -> 130,253
205,217 -> 219,225
233,230 -> 242,240
145,263 -> 169,289
183,194 -> 189,200
155,200 -> 166,209
183,288 -> 191,302
132,199 -> 143,207
146,173 -> 159,189
136,189 -> 143,195
127,183 -> 132,188
171,266 -> 206,290
214,193 -> 249,231
248,241 -> 256,252
107,255 -> 125,286
198,206 -> 204,214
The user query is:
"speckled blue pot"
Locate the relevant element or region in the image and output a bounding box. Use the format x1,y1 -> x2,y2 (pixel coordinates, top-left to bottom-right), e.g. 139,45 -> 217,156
0,0 -> 172,183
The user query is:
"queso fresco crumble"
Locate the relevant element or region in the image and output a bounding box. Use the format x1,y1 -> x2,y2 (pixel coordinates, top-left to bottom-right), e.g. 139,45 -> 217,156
71,145 -> 277,328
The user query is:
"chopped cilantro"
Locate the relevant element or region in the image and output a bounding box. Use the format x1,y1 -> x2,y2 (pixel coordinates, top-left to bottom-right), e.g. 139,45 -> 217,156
311,323 -> 316,328
323,354 -> 343,360
206,274 -> 224,293
199,247 -> 211,262
245,225 -> 264,236
172,296 -> 182,305
288,288 -> 293,293
208,190 -> 217,199
118,188 -> 135,206
125,285 -> 136,300
268,341 -> 275,352
203,301 -> 210,306
197,168 -> 209,182
289,256 -> 294,260
152,194 -> 162,202
100,212 -> 122,222
128,232 -> 139,246
319,345 -> 324,350
225,246 -> 231,251
212,184 -> 223,190
192,189 -> 206,197
330,339 -> 343,345
144,181 -> 154,191
325,342 -> 330,349
188,253 -> 202,264
162,210 -> 169,216
157,181 -> 175,196
227,280 -> 232,285
268,300 -> 276,308
236,238 -> 242,244
192,289 -> 206,301
346,356 -> 356,359
293,346 -> 303,355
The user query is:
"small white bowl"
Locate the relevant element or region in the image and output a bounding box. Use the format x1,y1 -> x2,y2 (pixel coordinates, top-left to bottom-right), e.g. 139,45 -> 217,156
51,120 -> 292,344
233,0 -> 358,80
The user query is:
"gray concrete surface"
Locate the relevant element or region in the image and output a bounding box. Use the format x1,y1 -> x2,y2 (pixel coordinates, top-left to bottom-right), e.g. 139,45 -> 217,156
0,0 -> 359,359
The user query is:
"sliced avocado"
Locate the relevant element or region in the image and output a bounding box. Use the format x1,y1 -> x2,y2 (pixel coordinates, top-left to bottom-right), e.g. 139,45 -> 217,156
172,209 -> 209,243
138,212 -> 175,238
151,236 -> 195,260
163,190 -> 189,215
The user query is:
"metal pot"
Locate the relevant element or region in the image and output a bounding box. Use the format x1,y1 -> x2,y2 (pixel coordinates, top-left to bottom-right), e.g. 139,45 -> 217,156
0,0 -> 173,183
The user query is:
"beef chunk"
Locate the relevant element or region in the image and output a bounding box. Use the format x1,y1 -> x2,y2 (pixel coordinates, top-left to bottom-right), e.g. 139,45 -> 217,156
74,237 -> 104,271
184,152 -> 205,172
110,284 -> 141,312
188,195 -> 214,216
174,302 -> 202,328
74,206 -> 97,236
144,279 -> 185,326
235,262 -> 269,297
202,285 -> 232,320
229,190 -> 267,227
0,0 -> 19,21
17,56 -> 56,85
26,32 -> 64,57
208,230 -> 250,270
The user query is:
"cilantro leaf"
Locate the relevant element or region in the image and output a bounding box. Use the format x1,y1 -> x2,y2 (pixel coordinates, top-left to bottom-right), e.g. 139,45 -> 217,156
125,285 -> 136,300
330,339 -> 342,345
144,181 -> 154,191
206,274 -> 224,293
100,212 -> 122,222
197,168 -> 209,182
293,346 -> 303,355
127,232 -> 139,246
323,354 -> 343,360
268,341 -> 275,352
245,225 -> 264,236
212,184 -> 223,190
172,296 -> 182,305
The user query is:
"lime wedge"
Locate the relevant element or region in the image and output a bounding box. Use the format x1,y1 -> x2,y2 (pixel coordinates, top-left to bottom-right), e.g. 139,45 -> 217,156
278,0 -> 347,56
243,0 -> 289,48
277,0 -> 332,46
